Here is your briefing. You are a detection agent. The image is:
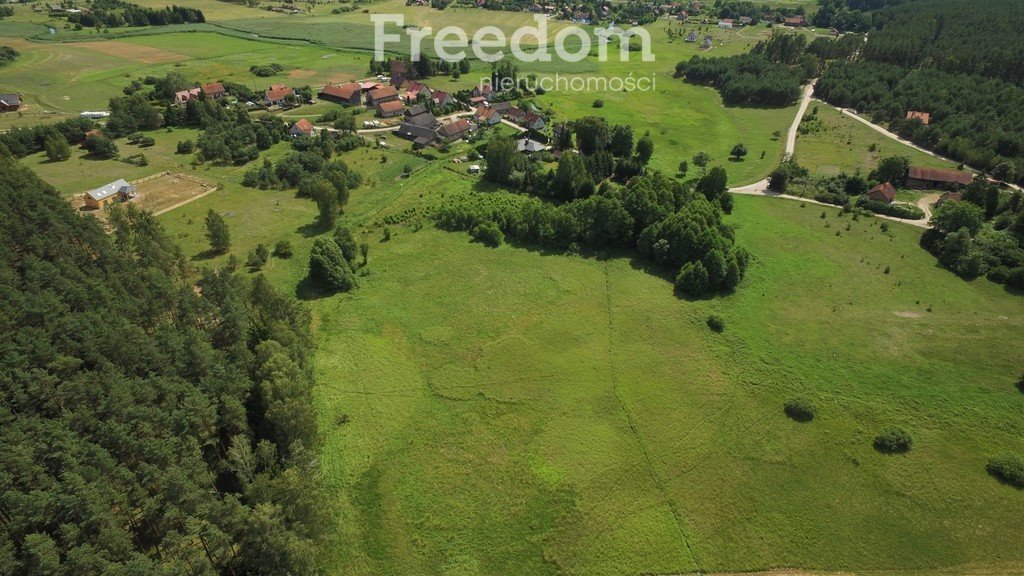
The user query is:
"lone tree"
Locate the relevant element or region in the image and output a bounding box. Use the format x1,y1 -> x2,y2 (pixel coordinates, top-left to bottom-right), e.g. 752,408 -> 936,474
308,237 -> 356,292
44,135 -> 71,162
484,135 -> 516,184
693,151 -> 712,175
636,133 -> 655,164
768,167 -> 789,192
678,160 -> 689,178
730,143 -> 748,160
204,209 -> 230,254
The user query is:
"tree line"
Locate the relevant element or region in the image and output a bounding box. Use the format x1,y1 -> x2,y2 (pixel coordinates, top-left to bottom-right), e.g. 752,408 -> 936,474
0,159 -> 328,574
436,170 -> 748,296
675,31 -> 816,107
67,0 -> 204,28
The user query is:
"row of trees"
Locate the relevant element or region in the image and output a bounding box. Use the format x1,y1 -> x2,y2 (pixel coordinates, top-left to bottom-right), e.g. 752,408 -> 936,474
436,171 -> 748,296
675,31 -> 816,107
67,0 -> 204,28
0,159 -> 328,574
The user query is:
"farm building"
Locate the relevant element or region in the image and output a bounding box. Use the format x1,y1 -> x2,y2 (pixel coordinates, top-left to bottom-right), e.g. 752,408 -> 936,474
202,82 -> 227,100
289,118 -> 314,137
366,85 -> 400,106
0,94 -> 22,112
936,191 -> 962,206
406,104 -> 429,118
84,179 -> 135,209
396,122 -> 437,147
376,100 -> 405,118
906,110 -> 930,125
437,119 -> 473,142
907,166 -> 972,189
865,182 -> 897,203
717,19 -> 733,28
489,101 -> 513,114
784,15 -> 806,26
263,84 -> 295,107
403,81 -> 431,102
319,82 -> 362,106
432,91 -> 455,108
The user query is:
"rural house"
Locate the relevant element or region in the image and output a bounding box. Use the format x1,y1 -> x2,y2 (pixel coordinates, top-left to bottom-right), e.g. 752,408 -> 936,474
522,112 -> 545,131
202,82 -> 227,100
474,107 -> 500,126
784,15 -> 806,26
906,166 -> 972,189
437,118 -> 473,142
517,138 -> 546,153
505,106 -> 526,124
396,122 -> 438,148
174,88 -> 201,105
489,101 -> 513,115
906,110 -> 930,125
263,84 -> 295,107
319,82 -> 362,106
84,179 -> 136,209
432,91 -> 455,108
405,104 -> 429,118
403,81 -> 431,102
376,100 -> 405,118
366,85 -> 400,106
865,182 -> 897,203
0,93 -> 22,112
717,19 -> 733,28
289,118 -> 314,137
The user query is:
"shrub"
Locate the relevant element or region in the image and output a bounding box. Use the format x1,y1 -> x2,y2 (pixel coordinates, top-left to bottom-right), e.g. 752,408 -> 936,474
784,397 -> 816,422
308,237 -> 356,292
873,427 -> 912,453
176,140 -> 194,154
706,315 -> 724,332
986,453 -> 1024,488
857,197 -> 925,220
273,240 -> 292,258
470,221 -> 504,247
592,99 -> 604,108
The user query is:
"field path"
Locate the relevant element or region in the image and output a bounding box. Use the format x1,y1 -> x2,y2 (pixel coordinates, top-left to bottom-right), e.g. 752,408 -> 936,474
730,81 -> 930,228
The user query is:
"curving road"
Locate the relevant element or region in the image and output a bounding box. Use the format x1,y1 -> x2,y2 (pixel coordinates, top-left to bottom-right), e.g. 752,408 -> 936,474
729,80 -> 933,229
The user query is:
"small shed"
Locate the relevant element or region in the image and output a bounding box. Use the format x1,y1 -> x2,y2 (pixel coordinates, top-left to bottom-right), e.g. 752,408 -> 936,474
84,179 -> 135,209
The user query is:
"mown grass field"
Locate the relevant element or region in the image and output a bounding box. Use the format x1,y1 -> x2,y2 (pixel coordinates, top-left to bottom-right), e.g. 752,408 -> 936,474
795,101 -> 960,177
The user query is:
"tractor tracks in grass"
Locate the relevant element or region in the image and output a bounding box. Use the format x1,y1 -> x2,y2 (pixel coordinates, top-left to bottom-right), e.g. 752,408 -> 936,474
602,262 -> 705,574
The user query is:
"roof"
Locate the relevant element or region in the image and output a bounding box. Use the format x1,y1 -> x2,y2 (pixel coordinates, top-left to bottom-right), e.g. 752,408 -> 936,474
866,181 -> 896,202
321,82 -> 361,100
86,179 -> 133,202
175,88 -> 201,101
406,104 -> 428,117
413,135 -> 435,146
490,101 -> 512,112
397,122 -> 437,141
432,90 -> 452,103
475,107 -> 498,122
908,166 -> 972,185
906,110 -> 930,124
360,81 -> 382,91
389,59 -> 408,74
368,86 -> 399,101
202,82 -> 225,95
0,94 -> 21,106
517,138 -> 546,152
523,112 -> 543,124
404,80 -> 429,97
438,119 -> 472,138
265,84 -> 294,102
938,191 -> 963,204
377,100 -> 404,114
405,112 -> 437,128
291,118 -> 314,134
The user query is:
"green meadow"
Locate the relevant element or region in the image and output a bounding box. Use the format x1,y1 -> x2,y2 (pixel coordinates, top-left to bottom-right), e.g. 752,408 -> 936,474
3,2 -> 1023,572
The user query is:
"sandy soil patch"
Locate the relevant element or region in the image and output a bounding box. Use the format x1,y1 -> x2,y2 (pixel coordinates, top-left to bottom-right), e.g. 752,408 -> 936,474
894,311 -> 923,318
70,40 -> 187,64
72,173 -> 216,219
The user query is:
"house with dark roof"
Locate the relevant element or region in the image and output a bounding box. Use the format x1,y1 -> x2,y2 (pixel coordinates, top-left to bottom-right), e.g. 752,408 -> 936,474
289,118 -> 314,137
0,93 -> 22,113
489,101 -> 513,114
472,84 -> 494,100
320,82 -> 362,106
437,118 -> 473,141
907,166 -> 972,189
366,85 -> 400,106
404,110 -> 437,128
202,82 -> 227,100
906,110 -> 930,125
865,181 -> 896,203
403,81 -> 430,102
396,122 -> 438,148
376,100 -> 405,118
784,15 -> 806,26
263,84 -> 294,107
505,106 -> 526,124
406,104 -> 429,118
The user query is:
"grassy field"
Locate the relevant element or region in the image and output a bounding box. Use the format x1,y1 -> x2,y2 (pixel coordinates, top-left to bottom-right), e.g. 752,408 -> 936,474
795,101 -> 960,177
153,155 -> 1024,575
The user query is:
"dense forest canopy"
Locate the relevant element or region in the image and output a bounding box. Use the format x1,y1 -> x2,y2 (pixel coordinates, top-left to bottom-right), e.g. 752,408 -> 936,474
67,0 -> 204,28
814,0 -> 1024,180
0,159 -> 326,574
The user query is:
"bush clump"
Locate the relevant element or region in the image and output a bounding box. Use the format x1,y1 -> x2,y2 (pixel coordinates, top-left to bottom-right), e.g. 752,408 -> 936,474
470,221 -> 504,247
784,397 -> 816,422
706,315 -> 725,332
986,453 -> 1024,488
873,427 -> 912,453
